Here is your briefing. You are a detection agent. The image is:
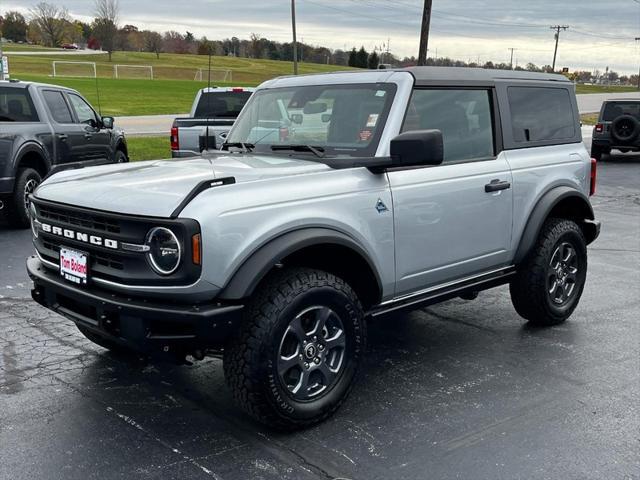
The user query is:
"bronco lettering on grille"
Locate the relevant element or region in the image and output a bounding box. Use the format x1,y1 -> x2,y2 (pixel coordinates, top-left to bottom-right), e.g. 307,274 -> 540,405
40,223 -> 119,249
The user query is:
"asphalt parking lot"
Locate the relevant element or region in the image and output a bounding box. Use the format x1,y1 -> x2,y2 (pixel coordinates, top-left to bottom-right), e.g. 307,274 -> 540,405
0,153 -> 638,480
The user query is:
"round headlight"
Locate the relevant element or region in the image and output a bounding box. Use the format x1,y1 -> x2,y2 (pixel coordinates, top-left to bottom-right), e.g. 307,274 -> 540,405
146,227 -> 181,275
30,202 -> 38,239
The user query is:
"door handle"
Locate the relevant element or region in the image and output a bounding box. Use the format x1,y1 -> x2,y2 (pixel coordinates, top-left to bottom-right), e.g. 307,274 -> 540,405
58,134 -> 68,141
485,179 -> 511,193
84,134 -> 93,140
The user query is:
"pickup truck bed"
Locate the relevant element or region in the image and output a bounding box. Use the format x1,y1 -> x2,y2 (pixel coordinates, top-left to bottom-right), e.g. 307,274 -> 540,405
170,87 -> 254,158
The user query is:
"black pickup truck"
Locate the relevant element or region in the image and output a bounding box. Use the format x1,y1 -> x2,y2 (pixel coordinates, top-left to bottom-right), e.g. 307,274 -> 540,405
0,80 -> 128,228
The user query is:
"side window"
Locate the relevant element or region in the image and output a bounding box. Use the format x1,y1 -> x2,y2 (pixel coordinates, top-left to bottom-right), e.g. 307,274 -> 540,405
67,93 -> 98,125
508,87 -> 575,143
402,89 -> 494,163
0,88 -> 39,122
42,90 -> 73,124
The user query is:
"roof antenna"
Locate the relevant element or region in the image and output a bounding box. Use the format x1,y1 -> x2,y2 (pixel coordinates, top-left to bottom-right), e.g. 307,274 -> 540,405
204,45 -> 212,153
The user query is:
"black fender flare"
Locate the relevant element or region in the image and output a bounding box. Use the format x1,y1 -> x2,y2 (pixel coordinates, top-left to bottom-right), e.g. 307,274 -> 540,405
514,186 -> 596,265
14,142 -> 51,174
219,228 -> 383,301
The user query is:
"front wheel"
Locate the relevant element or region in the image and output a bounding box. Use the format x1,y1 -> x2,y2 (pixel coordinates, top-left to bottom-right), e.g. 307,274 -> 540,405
115,149 -> 128,163
224,268 -> 366,430
510,218 -> 588,326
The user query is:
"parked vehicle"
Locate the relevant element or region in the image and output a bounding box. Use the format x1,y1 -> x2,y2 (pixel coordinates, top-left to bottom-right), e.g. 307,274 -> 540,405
27,68 -> 599,429
591,99 -> 640,160
170,86 -> 254,158
0,80 -> 127,227
61,43 -> 79,50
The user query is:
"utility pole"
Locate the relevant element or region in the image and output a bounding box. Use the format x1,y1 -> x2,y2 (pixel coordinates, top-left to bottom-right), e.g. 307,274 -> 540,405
550,25 -> 569,72
291,0 -> 298,75
508,48 -> 517,70
636,37 -> 640,90
417,0 -> 433,66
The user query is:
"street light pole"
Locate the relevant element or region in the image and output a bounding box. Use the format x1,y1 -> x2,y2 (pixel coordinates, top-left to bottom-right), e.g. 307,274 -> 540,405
550,25 -> 569,72
291,0 -> 299,75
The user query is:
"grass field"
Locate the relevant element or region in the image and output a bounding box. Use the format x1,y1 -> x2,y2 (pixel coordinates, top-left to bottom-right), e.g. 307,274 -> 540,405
6,50 -> 356,83
16,74 -> 238,116
580,113 -> 599,125
575,84 -> 637,94
127,136 -> 171,161
0,42 -> 59,52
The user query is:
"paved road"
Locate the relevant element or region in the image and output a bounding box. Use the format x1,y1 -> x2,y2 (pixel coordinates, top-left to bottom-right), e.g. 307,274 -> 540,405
4,49 -> 107,56
115,92 -> 639,136
1,155 -> 638,479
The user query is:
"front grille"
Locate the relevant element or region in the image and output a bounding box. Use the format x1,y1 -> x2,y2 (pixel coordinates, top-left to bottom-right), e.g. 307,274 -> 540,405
43,241 -> 124,270
39,204 -> 121,234
31,198 -> 201,292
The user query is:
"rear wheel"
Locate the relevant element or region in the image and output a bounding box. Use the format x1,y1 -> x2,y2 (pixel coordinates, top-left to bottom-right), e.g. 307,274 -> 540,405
6,168 -> 42,228
224,268 -> 366,430
510,218 -> 587,326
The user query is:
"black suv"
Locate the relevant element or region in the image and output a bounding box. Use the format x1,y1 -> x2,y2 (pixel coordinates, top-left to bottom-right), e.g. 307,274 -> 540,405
591,99 -> 640,160
0,80 -> 128,228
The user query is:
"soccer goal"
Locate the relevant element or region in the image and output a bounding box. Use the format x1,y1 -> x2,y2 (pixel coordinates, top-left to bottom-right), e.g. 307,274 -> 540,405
52,61 -> 97,78
114,64 -> 154,80
194,68 -> 232,82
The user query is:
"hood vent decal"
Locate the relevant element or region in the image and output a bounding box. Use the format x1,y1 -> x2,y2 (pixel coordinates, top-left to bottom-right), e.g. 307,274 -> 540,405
170,177 -> 236,218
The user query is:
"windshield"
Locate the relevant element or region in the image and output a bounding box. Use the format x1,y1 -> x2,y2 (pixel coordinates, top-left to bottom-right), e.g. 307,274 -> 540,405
194,91 -> 252,118
225,83 -> 397,157
602,102 -> 640,121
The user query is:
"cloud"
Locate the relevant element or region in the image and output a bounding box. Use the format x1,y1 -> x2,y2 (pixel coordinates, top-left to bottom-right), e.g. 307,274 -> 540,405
4,0 -> 639,74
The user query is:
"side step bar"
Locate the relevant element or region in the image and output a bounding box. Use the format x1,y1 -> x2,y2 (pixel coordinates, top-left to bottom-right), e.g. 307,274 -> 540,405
368,266 -> 516,318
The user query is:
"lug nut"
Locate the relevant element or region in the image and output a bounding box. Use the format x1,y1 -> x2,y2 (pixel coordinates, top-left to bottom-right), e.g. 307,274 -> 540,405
303,340 -> 307,345
299,354 -> 303,360
314,357 -> 320,364
304,362 -> 309,369
313,336 -> 317,342
318,344 -> 325,351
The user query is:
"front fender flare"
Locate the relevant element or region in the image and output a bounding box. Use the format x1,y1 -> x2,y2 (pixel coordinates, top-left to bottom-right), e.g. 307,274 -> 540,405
218,228 -> 382,301
514,186 -> 596,265
14,142 -> 52,172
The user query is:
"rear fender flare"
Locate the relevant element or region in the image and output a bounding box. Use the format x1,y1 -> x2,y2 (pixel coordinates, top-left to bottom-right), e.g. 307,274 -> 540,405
514,186 -> 595,265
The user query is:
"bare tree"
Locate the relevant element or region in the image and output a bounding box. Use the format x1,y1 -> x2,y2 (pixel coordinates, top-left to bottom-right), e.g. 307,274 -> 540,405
93,0 -> 119,61
143,30 -> 162,59
29,2 -> 70,47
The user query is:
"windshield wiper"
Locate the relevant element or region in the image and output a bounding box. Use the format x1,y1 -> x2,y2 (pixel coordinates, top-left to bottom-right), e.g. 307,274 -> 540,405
271,144 -> 325,158
221,142 -> 255,152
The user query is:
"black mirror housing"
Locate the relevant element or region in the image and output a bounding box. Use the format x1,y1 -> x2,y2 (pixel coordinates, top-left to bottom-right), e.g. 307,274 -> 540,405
390,129 -> 444,168
102,116 -> 114,129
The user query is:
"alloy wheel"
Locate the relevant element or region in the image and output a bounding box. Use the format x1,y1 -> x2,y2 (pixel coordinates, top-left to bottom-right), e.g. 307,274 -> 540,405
24,178 -> 39,215
277,305 -> 346,401
547,241 -> 579,305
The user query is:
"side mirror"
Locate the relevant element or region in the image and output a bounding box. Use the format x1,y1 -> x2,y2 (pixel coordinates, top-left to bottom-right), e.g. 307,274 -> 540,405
290,113 -> 303,125
101,116 -> 114,129
389,130 -> 443,168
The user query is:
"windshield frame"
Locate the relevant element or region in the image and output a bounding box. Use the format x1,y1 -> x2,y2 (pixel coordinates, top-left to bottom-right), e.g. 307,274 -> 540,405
225,82 -> 398,158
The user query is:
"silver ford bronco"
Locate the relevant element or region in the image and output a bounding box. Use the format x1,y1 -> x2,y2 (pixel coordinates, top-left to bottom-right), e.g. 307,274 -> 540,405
27,67 -> 600,429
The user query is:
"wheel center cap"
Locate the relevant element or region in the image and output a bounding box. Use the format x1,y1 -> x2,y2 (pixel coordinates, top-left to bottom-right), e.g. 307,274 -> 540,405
304,343 -> 317,359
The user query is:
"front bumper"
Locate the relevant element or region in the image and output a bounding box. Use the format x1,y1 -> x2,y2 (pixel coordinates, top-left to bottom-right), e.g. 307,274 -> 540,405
27,256 -> 243,354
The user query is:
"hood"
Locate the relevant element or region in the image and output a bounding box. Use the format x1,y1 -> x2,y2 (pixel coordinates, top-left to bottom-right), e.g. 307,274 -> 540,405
35,154 -> 330,217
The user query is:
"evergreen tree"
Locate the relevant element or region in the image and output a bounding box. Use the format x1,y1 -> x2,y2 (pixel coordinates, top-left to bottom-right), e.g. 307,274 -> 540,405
348,47 -> 357,67
355,46 -> 368,68
367,51 -> 379,69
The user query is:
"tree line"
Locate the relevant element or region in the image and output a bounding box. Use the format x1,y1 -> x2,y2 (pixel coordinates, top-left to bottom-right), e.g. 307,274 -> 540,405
0,2 -> 637,85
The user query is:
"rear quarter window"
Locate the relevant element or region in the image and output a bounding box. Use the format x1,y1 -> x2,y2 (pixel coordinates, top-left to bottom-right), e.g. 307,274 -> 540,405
508,87 -> 575,143
0,87 -> 39,122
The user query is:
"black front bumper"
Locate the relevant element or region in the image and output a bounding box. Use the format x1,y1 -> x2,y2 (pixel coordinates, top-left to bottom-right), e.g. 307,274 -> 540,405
27,256 -> 244,354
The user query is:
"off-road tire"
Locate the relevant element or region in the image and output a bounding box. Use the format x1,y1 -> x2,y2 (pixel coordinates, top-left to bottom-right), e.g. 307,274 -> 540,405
224,267 -> 366,430
510,218 -> 587,326
6,168 -> 42,228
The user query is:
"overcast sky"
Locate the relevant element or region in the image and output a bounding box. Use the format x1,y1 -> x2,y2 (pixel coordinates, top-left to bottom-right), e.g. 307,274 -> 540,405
3,0 -> 640,74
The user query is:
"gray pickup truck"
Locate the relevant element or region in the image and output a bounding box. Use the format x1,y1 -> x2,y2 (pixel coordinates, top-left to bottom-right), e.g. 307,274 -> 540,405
28,68 -> 599,430
170,86 -> 254,157
0,80 -> 127,227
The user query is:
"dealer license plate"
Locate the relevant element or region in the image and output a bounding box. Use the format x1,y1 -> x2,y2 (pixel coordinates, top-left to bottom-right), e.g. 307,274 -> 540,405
59,247 -> 89,285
